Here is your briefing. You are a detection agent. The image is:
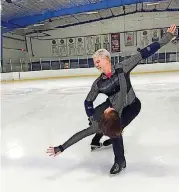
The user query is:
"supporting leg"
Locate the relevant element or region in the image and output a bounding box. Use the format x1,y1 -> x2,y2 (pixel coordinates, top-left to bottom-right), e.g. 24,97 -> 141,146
110,136 -> 126,175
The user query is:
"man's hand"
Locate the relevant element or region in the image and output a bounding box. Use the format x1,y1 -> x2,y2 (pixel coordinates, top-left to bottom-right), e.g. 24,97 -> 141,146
167,24 -> 176,35
46,146 -> 61,157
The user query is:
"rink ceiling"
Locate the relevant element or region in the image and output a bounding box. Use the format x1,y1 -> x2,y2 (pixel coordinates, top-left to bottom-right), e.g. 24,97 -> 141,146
1,0 -> 179,35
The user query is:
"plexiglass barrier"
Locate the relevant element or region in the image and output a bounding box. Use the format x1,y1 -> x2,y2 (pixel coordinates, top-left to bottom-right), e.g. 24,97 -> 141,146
1,49 -> 178,73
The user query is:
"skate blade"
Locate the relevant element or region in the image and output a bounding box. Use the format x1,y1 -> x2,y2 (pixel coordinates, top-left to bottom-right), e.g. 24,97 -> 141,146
91,146 -> 101,152
91,145 -> 112,152
91,144 -> 103,152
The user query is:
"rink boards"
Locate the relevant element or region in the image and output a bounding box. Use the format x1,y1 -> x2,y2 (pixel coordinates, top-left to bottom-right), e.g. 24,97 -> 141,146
1,62 -> 179,82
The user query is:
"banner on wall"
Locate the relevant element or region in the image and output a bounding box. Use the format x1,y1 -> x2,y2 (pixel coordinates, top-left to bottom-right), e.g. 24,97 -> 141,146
86,36 -> 96,55
140,30 -> 150,48
51,39 -> 59,56
94,35 -> 101,51
160,28 -> 167,38
76,37 -> 85,55
67,38 -> 76,56
124,32 -> 134,46
59,39 -> 67,56
111,33 -> 120,52
152,29 -> 159,42
101,34 -> 110,51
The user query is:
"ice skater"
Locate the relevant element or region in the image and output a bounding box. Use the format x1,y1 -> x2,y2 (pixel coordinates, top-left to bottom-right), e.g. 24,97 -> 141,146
47,24 -> 176,175
84,24 -> 176,173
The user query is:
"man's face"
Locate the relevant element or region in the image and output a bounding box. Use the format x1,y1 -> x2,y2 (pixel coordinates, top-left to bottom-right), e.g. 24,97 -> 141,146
93,56 -> 111,74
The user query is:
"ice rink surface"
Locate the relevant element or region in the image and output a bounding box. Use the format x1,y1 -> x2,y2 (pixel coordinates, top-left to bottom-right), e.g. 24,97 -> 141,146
1,72 -> 179,192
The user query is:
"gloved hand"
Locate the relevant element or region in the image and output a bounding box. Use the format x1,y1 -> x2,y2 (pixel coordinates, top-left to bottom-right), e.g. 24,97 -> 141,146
46,145 -> 64,157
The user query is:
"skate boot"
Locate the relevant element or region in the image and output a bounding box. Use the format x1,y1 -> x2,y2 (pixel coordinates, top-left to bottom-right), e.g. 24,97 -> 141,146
110,160 -> 126,175
103,139 -> 112,146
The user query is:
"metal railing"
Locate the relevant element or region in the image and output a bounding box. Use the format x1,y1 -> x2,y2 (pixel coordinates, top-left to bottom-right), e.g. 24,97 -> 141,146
1,49 -> 179,73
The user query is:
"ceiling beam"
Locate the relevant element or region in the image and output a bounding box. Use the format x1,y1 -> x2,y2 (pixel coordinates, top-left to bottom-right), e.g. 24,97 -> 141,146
2,0 -> 159,31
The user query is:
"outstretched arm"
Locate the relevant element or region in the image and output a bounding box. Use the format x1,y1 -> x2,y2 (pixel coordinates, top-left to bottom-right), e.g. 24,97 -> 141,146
116,24 -> 176,73
47,79 -> 101,157
46,125 -> 99,156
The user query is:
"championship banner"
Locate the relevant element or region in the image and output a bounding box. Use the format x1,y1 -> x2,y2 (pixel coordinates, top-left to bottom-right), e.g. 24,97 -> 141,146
125,32 -> 134,46
152,29 -> 159,42
86,36 -> 96,55
95,35 -> 101,51
59,39 -> 67,57
76,37 -> 85,55
160,28 -> 167,38
101,34 -> 110,51
51,39 -> 59,56
67,38 -> 76,56
111,33 -> 120,52
140,30 -> 150,48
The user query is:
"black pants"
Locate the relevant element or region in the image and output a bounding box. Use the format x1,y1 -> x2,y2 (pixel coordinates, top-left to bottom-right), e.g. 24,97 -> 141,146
91,97 -> 141,163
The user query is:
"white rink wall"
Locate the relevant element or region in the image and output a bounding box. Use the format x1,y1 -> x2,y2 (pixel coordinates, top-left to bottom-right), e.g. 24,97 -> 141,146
1,62 -> 179,82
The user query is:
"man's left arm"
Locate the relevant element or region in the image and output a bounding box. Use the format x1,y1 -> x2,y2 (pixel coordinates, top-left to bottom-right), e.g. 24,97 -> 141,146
116,24 -> 176,73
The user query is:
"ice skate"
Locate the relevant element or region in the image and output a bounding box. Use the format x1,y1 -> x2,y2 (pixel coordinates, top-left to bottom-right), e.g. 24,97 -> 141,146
91,142 -> 103,151
103,139 -> 112,146
110,160 -> 126,176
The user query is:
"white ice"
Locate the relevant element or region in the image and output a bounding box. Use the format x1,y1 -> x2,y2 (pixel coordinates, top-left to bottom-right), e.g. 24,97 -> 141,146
1,72 -> 179,192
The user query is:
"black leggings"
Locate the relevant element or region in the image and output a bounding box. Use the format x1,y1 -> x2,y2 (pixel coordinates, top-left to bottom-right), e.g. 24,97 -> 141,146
91,97 -> 141,163
91,97 -> 141,144
111,98 -> 141,163
121,97 -> 141,128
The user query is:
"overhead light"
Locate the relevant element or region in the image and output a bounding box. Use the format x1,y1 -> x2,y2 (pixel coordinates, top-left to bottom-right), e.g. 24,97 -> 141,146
6,0 -> 24,3
77,11 -> 98,15
33,23 -> 44,27
85,11 -> 98,14
146,2 -> 160,6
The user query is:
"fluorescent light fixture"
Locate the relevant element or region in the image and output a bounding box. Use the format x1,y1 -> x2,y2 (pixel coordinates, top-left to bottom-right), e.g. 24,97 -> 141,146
33,23 -> 44,27
146,2 -> 160,6
85,11 -> 98,14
